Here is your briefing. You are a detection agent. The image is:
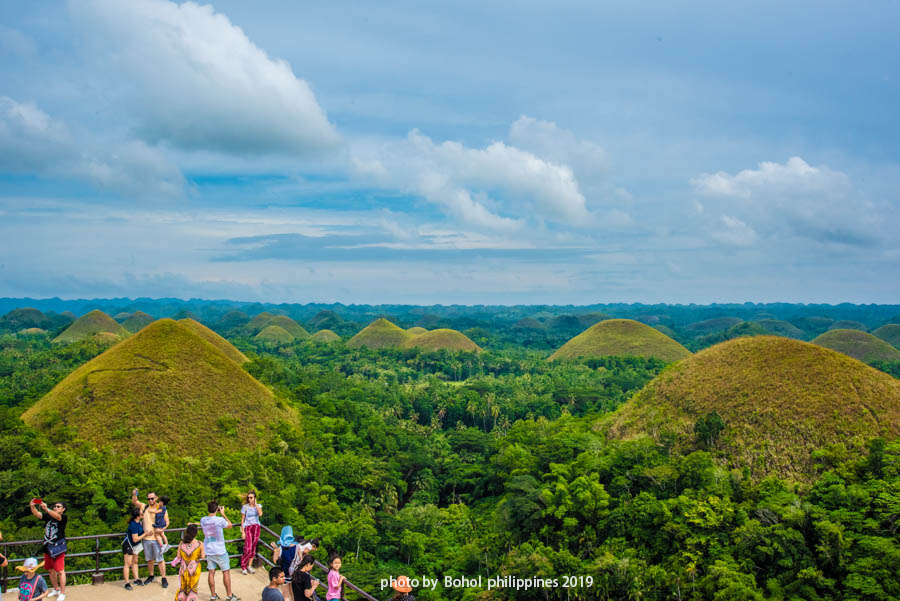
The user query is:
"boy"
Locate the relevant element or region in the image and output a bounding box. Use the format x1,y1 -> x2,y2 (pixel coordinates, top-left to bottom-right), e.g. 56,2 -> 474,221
15,557 -> 50,601
262,567 -> 286,601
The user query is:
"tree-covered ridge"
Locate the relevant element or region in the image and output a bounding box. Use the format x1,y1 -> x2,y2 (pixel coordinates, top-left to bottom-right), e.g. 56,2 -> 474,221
0,328 -> 897,600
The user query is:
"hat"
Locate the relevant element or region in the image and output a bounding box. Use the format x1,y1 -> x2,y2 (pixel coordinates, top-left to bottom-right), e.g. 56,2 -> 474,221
392,576 -> 412,593
277,525 -> 295,547
16,558 -> 44,575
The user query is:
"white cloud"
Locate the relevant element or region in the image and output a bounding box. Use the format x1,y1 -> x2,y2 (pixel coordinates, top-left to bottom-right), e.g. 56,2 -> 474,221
691,156 -> 886,247
509,115 -> 608,178
70,0 -> 340,156
0,96 -> 184,198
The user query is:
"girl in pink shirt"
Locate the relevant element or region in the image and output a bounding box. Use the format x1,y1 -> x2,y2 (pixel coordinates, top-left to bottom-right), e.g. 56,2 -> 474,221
325,554 -> 345,600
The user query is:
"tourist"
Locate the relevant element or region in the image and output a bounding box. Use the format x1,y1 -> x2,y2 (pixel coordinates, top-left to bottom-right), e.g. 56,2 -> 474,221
388,575 -> 415,601
147,494 -> 171,553
262,567 -> 286,601
239,490 -> 263,575
287,537 -> 320,582
29,499 -> 67,601
122,507 -> 149,590
271,526 -> 297,601
131,488 -> 168,588
198,500 -> 240,601
290,555 -> 320,601
171,524 -> 205,601
15,557 -> 49,601
325,554 -> 345,601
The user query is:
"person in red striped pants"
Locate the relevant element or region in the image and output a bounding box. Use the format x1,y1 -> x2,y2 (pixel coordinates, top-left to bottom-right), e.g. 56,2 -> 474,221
240,491 -> 263,575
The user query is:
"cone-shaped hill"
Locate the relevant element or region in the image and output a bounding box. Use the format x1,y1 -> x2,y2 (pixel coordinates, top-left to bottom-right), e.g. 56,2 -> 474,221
873,324 -> 900,349
23,319 -> 283,454
255,325 -> 294,344
309,310 -> 344,330
178,318 -> 248,364
549,319 -> 691,362
18,328 -> 47,336
122,311 -> 155,332
347,318 -> 413,349
407,327 -> 428,335
829,320 -> 867,332
812,329 -> 900,363
53,310 -> 129,343
686,317 -> 743,334
755,319 -> 804,339
246,312 -> 276,332
405,329 -> 481,352
606,336 -> 900,481
311,329 -> 341,343
262,315 -> 310,339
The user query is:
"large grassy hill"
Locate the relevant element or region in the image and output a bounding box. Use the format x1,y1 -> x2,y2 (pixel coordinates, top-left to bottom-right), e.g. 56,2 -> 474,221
873,324 -> 900,348
121,311 -> 155,332
405,329 -> 481,352
178,318 -> 249,364
606,336 -> 900,480
23,319 -> 283,454
310,329 -> 341,343
347,318 -> 412,349
53,310 -> 129,343
812,329 -> 900,363
549,319 -> 691,362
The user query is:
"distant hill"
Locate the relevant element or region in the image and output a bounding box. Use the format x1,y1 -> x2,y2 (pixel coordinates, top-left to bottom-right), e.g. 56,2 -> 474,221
812,329 -> 900,363
23,319 -> 283,454
246,312 -> 277,333
308,310 -> 344,330
405,329 -> 481,352
513,318 -> 545,330
549,319 -> 691,362
653,325 -> 677,338
17,327 -> 47,336
828,320 -> 867,332
755,319 -> 805,339
310,329 -> 341,343
606,336 -> 900,481
122,311 -> 155,332
872,324 -> 900,348
263,315 -> 310,340
218,310 -> 250,329
347,318 -> 412,349
53,310 -> 129,343
255,325 -> 295,344
685,317 -> 743,334
178,318 -> 249,364
406,327 -> 428,335
790,316 -> 834,336
1,307 -> 71,333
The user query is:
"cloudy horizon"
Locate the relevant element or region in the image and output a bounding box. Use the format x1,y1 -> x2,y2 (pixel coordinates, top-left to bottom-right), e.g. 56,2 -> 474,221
1,0 -> 898,304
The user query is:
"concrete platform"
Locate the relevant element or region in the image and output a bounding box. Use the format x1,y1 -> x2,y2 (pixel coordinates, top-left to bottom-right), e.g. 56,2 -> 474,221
2,570 -> 271,601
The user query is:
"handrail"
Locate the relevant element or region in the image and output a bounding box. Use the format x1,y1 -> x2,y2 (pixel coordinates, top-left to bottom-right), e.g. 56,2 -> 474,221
0,525 -> 380,601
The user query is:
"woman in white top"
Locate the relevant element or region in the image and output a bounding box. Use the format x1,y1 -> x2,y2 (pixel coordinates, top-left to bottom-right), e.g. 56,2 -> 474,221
239,490 -> 263,575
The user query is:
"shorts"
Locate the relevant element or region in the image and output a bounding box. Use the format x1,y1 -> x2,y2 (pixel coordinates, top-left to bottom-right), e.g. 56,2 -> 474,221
143,539 -> 163,562
206,553 -> 230,571
43,552 -> 65,571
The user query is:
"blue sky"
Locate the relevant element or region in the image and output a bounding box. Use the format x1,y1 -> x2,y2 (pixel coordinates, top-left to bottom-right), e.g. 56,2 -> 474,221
1,0 -> 898,304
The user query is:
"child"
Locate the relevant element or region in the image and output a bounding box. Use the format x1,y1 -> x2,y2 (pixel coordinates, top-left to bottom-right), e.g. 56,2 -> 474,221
325,554 -> 345,601
171,524 -> 205,601
147,495 -> 170,552
291,555 -> 320,601
15,557 -> 50,601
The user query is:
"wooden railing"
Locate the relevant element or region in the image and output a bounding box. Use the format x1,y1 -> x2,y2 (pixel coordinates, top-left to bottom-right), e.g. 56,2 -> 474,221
0,526 -> 378,601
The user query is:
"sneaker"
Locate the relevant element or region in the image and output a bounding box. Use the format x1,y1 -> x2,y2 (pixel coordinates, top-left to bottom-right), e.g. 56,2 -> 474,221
48,591 -> 60,598
134,579 -> 145,586
226,596 -> 241,601
161,577 -> 169,588
247,567 -> 255,574
241,569 -> 247,575
210,595 -> 221,601
58,595 -> 66,601
144,576 -> 156,585
162,543 -> 171,554
124,583 -> 133,591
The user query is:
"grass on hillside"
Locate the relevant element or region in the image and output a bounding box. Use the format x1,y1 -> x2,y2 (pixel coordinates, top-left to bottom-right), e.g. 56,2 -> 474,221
812,329 -> 900,363
549,319 -> 691,362
873,324 -> 900,348
177,318 -> 249,364
23,319 -> 284,454
53,310 -> 129,343
828,320 -> 868,332
755,319 -> 805,339
263,315 -> 310,339
121,311 -> 155,332
406,326 -> 428,335
255,324 -> 295,344
310,329 -> 341,343
606,336 -> 900,481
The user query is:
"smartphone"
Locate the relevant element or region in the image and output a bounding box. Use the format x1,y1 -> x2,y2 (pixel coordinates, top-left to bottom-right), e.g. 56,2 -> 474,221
32,498 -> 43,505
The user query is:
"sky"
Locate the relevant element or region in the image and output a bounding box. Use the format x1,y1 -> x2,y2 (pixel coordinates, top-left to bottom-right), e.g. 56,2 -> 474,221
1,0 -> 898,304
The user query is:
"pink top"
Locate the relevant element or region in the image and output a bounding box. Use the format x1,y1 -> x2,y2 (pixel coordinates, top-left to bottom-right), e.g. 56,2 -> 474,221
327,569 -> 342,600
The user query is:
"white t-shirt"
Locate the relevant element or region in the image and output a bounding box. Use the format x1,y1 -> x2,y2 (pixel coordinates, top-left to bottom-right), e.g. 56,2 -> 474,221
241,504 -> 262,526
200,516 -> 229,556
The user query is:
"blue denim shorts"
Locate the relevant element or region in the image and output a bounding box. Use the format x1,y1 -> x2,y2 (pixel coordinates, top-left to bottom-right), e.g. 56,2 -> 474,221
207,553 -> 230,571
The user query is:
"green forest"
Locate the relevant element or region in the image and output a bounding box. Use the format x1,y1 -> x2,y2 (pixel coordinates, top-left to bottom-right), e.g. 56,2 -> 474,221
1,302 -> 899,601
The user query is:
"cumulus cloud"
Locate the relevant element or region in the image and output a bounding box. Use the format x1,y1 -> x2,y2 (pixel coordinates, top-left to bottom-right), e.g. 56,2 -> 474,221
70,0 -> 340,156
691,156 -> 886,247
509,116 -> 608,178
352,127 -> 595,230
0,96 -> 184,198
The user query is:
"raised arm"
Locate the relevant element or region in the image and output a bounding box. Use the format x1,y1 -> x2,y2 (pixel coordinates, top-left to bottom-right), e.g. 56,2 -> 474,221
131,489 -> 146,512
43,503 -> 64,521
29,502 -> 43,519
218,506 -> 233,528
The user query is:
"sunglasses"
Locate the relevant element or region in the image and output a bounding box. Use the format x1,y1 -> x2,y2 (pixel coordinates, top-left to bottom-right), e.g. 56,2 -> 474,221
53,504 -> 64,509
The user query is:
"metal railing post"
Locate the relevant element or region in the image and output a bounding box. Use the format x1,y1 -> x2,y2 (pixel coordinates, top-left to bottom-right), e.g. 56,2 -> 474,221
92,537 -> 104,585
